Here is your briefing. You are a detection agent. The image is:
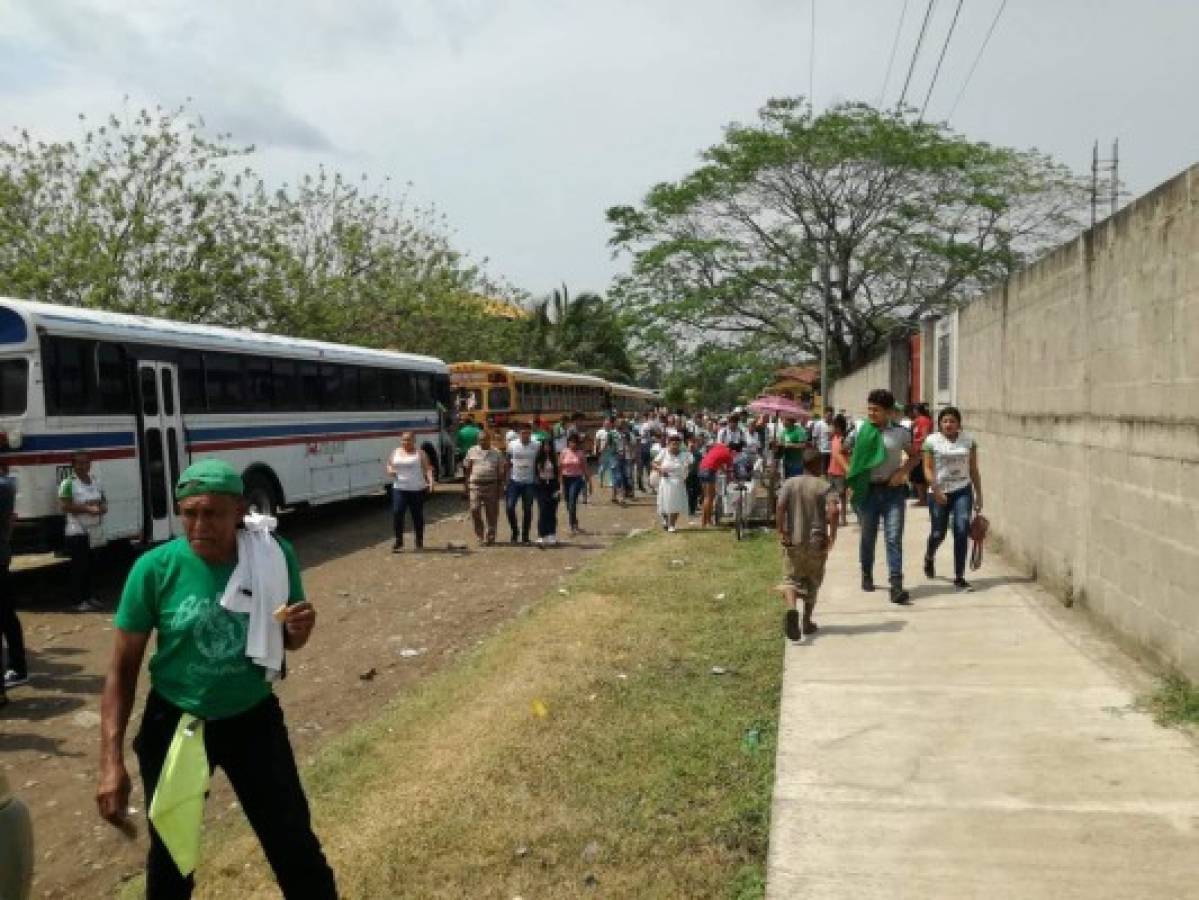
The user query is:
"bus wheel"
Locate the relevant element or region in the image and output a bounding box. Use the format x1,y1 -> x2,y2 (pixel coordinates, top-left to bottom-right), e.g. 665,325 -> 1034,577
244,472 -> 280,517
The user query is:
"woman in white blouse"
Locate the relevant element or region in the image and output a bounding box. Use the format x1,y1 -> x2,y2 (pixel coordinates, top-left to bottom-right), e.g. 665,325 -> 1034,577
921,407 -> 984,591
386,432 -> 435,552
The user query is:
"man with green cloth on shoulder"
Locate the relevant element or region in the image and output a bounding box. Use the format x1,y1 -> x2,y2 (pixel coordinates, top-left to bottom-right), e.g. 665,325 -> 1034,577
845,389 -> 922,605
96,459 -> 337,899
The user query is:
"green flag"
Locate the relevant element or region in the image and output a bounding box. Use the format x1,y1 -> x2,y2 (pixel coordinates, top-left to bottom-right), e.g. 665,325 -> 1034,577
846,421 -> 886,506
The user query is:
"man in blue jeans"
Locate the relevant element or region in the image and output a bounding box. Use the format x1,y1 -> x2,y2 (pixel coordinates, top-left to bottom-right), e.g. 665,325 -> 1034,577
505,423 -> 540,544
845,389 -> 921,605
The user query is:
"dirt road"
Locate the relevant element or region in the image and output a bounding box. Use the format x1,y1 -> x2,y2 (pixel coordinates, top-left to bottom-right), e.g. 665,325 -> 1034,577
1,486 -> 664,898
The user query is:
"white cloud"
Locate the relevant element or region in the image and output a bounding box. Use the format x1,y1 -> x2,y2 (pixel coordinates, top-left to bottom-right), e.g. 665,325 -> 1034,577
1,0 -> 1197,294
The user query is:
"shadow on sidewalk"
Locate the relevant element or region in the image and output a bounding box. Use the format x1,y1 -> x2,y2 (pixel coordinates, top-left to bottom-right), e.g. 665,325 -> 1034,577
809,620 -> 906,639
910,573 -> 1035,599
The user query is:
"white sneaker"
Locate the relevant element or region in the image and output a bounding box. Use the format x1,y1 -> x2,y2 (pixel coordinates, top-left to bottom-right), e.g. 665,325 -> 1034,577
3,670 -> 28,688
668,526 -> 677,533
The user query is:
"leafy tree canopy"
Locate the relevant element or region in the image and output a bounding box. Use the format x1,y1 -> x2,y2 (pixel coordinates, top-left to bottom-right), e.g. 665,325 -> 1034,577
0,105 -> 526,363
608,98 -> 1089,374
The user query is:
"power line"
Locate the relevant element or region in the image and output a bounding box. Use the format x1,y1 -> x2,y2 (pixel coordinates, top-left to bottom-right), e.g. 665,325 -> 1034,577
946,0 -> 1007,119
897,0 -> 938,110
919,0 -> 965,120
878,0 -> 912,107
809,0 -> 816,110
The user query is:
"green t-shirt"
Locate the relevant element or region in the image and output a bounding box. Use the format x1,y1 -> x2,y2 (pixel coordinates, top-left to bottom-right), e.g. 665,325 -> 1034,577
782,425 -> 809,468
114,535 -> 305,719
532,429 -> 550,444
456,423 -> 481,454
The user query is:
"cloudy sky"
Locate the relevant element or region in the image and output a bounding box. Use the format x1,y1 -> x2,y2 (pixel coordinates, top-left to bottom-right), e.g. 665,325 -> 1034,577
1,1 -> 1196,296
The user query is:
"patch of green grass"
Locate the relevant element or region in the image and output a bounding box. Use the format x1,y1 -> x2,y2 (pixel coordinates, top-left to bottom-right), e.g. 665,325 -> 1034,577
1144,674 -> 1199,727
177,529 -> 785,899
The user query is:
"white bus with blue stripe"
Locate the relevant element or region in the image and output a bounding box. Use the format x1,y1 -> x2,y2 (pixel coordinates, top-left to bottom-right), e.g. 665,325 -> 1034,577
0,298 -> 453,554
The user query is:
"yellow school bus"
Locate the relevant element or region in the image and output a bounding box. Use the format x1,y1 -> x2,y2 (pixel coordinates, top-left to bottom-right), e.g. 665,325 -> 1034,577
449,362 -> 611,433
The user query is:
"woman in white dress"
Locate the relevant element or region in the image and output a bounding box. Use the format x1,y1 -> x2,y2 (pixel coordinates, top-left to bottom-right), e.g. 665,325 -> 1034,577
652,433 -> 691,532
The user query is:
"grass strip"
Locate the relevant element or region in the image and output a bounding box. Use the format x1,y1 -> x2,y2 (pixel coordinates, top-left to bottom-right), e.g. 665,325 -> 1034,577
123,528 -> 785,899
1144,674 -> 1199,728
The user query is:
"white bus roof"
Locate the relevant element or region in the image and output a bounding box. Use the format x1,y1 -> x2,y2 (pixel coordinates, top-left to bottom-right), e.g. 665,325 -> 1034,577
608,382 -> 657,398
0,297 -> 448,372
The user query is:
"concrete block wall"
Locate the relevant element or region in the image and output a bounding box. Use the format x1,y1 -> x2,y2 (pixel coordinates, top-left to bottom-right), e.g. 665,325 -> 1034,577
830,338 -> 910,418
953,165 -> 1199,678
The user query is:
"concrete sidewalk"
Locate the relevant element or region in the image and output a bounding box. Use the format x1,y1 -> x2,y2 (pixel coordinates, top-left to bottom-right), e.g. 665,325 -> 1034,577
766,507 -> 1199,899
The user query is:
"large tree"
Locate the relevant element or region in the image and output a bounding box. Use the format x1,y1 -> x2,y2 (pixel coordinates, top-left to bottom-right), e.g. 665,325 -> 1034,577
607,98 -> 1089,373
0,106 -> 524,362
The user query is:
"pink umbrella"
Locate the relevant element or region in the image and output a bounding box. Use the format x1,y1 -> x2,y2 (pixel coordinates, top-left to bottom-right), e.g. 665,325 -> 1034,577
748,395 -> 807,418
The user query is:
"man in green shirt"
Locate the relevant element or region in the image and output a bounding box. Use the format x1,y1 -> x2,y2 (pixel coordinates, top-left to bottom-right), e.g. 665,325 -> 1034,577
96,459 -> 337,898
780,415 -> 810,478
455,416 -> 481,462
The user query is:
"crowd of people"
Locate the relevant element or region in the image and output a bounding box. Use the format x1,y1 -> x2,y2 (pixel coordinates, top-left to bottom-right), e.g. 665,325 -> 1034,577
0,390 -> 984,898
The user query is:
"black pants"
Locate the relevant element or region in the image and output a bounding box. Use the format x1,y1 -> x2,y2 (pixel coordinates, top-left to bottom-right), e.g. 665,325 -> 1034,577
65,533 -> 94,605
536,482 -> 559,538
685,472 -> 700,516
0,564 -> 27,678
134,691 -> 337,899
392,489 -> 426,547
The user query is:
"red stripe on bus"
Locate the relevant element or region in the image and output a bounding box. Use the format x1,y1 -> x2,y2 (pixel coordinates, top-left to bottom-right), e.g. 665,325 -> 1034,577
0,447 -> 137,466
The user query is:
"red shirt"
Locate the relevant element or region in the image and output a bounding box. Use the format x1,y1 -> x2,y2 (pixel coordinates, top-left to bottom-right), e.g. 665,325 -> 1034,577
912,415 -> 933,452
700,444 -> 734,472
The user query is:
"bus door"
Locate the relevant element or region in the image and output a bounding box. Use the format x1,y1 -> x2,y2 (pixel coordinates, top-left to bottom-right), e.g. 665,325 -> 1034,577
135,361 -> 186,542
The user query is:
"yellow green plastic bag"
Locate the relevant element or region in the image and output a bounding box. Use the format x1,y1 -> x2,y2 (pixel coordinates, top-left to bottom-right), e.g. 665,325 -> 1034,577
148,714 -> 210,876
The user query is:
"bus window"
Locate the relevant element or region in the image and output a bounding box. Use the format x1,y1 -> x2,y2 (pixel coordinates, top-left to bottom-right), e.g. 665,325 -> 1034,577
44,336 -> 93,414
272,360 -> 298,411
456,388 -> 482,413
96,344 -> 129,414
320,363 -> 343,411
140,367 -> 159,416
179,351 -> 205,413
341,366 -> 361,410
390,372 -> 415,408
359,367 -> 383,410
300,361 -> 322,410
413,373 -> 434,408
205,353 -> 246,411
487,386 -> 510,411
246,358 -> 273,410
162,369 -> 176,416
0,359 -> 27,416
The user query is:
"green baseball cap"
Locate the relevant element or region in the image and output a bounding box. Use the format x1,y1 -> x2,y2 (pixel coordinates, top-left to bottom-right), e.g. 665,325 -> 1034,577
176,459 -> 244,500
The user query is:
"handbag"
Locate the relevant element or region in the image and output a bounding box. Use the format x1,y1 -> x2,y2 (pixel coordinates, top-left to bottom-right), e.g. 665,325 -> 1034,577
969,512 -> 990,571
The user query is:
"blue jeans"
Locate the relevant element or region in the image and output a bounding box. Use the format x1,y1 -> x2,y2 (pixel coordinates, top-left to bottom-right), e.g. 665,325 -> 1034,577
857,484 -> 907,581
505,481 -> 536,540
563,475 -> 586,529
927,485 -> 973,578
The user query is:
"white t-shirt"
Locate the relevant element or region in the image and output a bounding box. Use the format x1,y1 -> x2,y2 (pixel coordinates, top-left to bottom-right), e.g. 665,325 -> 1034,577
923,432 -> 977,494
811,419 -> 832,453
508,438 -> 540,484
390,449 -> 427,492
60,475 -> 104,538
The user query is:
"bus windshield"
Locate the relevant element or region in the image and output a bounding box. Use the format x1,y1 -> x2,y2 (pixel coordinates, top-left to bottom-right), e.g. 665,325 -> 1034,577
487,386 -> 511,411
0,358 -> 28,416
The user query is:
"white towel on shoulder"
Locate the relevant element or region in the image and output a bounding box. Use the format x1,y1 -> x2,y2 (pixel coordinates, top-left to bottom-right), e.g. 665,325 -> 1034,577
219,512 -> 289,680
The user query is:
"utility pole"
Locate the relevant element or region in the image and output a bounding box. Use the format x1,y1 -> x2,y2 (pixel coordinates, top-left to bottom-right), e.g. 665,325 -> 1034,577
821,260 -> 830,413
1110,139 -> 1119,217
1090,138 -> 1122,228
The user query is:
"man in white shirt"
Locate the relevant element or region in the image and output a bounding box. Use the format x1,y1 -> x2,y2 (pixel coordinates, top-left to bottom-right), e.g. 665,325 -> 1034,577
505,424 -> 540,544
811,409 -> 834,474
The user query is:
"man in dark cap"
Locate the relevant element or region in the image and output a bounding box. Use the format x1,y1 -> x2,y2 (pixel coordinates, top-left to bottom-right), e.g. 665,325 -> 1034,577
96,459 -> 337,899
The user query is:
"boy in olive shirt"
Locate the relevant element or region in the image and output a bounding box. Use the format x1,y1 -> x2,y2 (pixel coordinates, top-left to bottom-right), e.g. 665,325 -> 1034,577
776,448 -> 840,641
97,459 -> 337,898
